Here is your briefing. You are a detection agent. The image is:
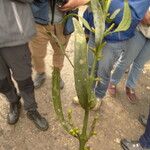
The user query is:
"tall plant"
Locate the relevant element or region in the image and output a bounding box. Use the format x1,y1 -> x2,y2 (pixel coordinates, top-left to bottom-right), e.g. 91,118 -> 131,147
51,0 -> 131,149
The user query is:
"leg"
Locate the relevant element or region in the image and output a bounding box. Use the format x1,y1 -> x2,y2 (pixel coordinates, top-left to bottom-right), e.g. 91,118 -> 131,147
29,24 -> 49,73
140,109 -> 150,148
121,110 -> 150,149
1,44 -> 49,131
110,30 -> 146,85
46,23 -> 70,70
125,39 -> 150,103
121,105 -> 150,149
29,24 -> 49,89
95,42 -> 124,98
1,44 -> 37,111
0,55 -> 20,103
46,23 -> 70,89
126,39 -> 150,89
0,55 -> 21,124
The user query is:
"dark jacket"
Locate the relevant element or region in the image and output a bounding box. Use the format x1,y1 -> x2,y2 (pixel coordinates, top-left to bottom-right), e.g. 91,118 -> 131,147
0,0 -> 36,48
31,0 -> 49,24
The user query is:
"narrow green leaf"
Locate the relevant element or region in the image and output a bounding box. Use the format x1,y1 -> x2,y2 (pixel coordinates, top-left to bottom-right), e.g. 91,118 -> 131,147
110,8 -> 121,20
113,0 -> 131,32
105,0 -> 112,14
52,67 -> 69,131
91,0 -> 105,47
73,18 -> 89,109
62,14 -> 93,33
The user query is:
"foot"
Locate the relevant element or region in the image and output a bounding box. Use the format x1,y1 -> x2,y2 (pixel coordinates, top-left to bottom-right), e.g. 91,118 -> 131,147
125,69 -> 129,74
27,110 -> 49,131
138,115 -> 147,127
34,72 -> 46,89
72,96 -> 102,111
126,87 -> 138,104
7,97 -> 21,125
60,77 -> 65,90
92,97 -> 102,111
108,83 -> 117,97
73,96 -> 79,105
34,72 -> 64,90
121,139 -> 148,150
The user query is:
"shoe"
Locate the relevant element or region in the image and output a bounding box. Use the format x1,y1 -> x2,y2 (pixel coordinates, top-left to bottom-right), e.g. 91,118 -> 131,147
108,83 -> 117,97
92,98 -> 102,111
126,87 -> 138,104
121,139 -> 149,150
34,72 -> 64,90
72,96 -> 102,111
138,115 -> 147,127
73,96 -> 79,104
60,77 -> 65,90
7,96 -> 21,125
27,110 -> 49,131
125,69 -> 129,74
34,72 -> 46,89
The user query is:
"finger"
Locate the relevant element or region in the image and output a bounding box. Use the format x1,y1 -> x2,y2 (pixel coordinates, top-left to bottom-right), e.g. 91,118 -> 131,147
60,0 -> 76,11
61,1 -> 72,8
60,5 -> 74,11
59,7 -> 70,11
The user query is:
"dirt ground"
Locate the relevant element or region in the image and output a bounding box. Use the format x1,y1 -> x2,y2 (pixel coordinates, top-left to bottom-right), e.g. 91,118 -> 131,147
0,34 -> 150,150
0,7 -> 150,149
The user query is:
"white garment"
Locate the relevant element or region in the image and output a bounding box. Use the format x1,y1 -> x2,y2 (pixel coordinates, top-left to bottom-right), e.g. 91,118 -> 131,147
138,24 -> 150,39
138,7 -> 150,39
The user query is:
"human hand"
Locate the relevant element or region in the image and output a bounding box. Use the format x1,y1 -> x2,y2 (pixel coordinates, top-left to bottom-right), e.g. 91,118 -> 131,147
59,0 -> 90,11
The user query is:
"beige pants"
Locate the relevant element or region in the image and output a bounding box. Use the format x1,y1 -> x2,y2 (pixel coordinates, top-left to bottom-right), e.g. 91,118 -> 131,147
29,23 -> 70,73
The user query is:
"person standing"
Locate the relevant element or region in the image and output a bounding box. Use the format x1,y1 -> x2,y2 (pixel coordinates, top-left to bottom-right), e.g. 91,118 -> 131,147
0,0 -> 49,131
61,0 -> 150,111
108,9 -> 150,103
30,0 -> 71,89
86,0 -> 150,110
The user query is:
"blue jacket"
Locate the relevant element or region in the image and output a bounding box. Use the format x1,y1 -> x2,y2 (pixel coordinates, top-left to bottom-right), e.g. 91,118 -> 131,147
31,0 -> 49,24
31,0 -> 78,35
83,0 -> 150,42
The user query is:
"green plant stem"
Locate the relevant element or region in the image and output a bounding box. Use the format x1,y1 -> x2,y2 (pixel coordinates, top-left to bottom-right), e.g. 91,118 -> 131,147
82,109 -> 89,138
90,54 -> 97,79
46,29 -> 74,68
79,109 -> 90,150
79,141 -> 86,150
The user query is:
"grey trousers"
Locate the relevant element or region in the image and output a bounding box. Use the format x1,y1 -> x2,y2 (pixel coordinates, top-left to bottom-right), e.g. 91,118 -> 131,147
0,44 -> 37,111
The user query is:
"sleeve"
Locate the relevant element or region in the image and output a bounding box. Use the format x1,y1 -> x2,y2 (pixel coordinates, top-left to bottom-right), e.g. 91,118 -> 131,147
109,0 -> 150,25
10,0 -> 33,3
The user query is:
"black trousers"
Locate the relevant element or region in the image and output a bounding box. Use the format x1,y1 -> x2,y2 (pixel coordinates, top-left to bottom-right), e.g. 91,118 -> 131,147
0,44 -> 37,111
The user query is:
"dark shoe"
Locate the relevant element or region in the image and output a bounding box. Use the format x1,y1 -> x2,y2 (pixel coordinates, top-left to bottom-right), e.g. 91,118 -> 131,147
60,77 -> 64,90
125,69 -> 129,74
34,72 -> 64,90
138,115 -> 147,127
126,87 -> 138,104
121,139 -> 149,150
27,110 -> 49,131
7,97 -> 21,125
34,72 -> 46,89
108,83 -> 117,97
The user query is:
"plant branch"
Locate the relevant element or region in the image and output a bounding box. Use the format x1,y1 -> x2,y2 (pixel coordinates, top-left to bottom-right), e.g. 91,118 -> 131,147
46,29 -> 74,68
